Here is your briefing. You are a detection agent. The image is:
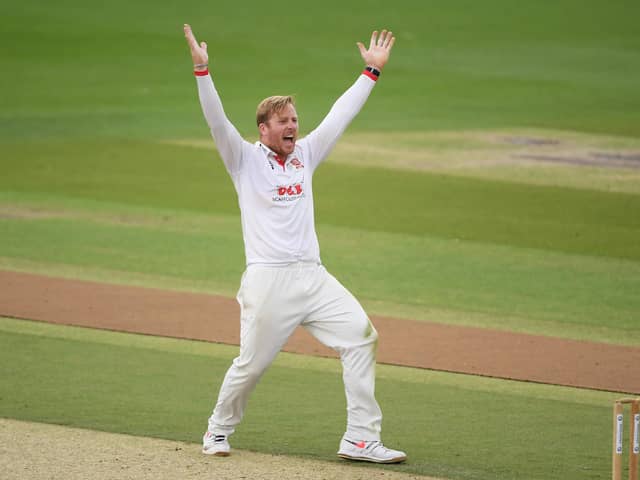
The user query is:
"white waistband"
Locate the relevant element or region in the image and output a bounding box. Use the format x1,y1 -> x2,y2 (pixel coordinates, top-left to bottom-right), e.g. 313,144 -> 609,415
247,260 -> 321,268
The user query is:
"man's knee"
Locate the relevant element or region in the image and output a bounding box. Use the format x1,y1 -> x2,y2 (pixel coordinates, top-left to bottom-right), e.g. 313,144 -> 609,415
233,357 -> 271,383
364,318 -> 378,341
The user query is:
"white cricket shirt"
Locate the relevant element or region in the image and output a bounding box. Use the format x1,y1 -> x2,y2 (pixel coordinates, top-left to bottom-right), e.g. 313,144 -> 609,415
195,71 -> 377,265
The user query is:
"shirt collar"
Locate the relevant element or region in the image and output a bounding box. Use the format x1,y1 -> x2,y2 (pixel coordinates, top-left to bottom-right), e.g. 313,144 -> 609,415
256,141 -> 276,157
256,142 -> 293,162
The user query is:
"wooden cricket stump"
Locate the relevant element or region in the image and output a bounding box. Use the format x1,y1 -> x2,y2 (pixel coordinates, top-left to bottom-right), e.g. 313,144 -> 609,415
613,398 -> 640,480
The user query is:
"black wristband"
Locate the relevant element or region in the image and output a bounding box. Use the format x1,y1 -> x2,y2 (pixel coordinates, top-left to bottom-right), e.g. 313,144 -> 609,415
365,66 -> 381,77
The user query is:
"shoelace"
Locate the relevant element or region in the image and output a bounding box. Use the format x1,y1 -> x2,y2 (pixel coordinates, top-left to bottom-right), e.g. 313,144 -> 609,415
367,441 -> 395,454
205,433 -> 226,444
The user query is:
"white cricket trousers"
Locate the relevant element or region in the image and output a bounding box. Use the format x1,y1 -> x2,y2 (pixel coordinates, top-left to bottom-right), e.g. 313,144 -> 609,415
207,262 -> 382,440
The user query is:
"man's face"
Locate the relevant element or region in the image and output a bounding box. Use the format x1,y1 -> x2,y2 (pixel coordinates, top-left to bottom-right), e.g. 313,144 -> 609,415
259,104 -> 298,157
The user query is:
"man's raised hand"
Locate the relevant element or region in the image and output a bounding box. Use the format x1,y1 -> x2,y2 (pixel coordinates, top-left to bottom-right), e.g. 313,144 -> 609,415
357,30 -> 395,71
184,24 -> 208,70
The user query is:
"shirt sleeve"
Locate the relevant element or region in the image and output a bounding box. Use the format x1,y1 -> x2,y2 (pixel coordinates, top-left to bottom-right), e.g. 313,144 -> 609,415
302,73 -> 376,172
195,73 -> 247,176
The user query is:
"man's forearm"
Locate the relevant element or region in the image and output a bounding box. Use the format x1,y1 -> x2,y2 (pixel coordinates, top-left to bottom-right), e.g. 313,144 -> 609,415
195,72 -> 230,132
195,71 -> 244,174
304,72 -> 377,167
326,73 -> 377,127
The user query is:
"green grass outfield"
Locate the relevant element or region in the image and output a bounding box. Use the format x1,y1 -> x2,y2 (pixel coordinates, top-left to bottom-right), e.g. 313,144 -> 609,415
2,0 -> 640,138
0,317 -> 623,480
2,189 -> 640,345
2,1 -> 640,479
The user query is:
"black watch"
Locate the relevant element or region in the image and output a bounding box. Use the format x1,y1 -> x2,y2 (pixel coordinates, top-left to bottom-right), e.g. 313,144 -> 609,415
365,66 -> 381,77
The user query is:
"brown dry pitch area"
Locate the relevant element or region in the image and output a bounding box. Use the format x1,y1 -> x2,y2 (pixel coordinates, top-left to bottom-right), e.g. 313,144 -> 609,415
0,418 -> 432,480
2,269 -> 639,394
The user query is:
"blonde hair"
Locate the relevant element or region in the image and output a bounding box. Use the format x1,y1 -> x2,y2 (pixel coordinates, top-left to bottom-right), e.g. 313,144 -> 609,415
256,95 -> 295,126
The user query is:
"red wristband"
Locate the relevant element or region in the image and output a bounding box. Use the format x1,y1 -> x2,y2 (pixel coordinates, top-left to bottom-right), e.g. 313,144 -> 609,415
194,69 -> 209,76
362,68 -> 379,81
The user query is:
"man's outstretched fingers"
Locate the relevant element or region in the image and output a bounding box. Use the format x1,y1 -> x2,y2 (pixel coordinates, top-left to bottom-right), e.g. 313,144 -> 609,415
387,35 -> 395,50
378,30 -> 387,46
358,28 -> 396,70
184,25 -> 196,45
357,41 -> 367,57
383,31 -> 393,48
183,24 -> 208,67
369,30 -> 378,49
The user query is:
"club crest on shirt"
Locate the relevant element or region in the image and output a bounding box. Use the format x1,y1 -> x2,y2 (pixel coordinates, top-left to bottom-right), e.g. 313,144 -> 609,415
290,158 -> 304,169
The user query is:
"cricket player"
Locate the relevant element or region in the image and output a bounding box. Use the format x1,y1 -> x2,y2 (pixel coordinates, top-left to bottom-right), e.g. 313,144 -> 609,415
184,24 -> 406,464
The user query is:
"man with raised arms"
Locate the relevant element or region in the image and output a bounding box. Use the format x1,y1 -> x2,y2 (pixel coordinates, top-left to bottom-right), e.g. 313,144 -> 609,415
183,24 -> 405,464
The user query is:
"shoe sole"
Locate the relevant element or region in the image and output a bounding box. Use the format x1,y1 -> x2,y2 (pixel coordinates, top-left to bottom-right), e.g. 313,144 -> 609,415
202,449 -> 230,457
337,453 -> 407,464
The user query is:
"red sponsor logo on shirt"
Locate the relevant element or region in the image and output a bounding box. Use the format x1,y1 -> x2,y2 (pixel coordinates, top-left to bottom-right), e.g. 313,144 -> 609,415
273,183 -> 304,202
278,184 -> 303,196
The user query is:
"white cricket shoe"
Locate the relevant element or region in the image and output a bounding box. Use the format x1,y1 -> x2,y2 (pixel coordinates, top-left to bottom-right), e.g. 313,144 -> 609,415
337,437 -> 407,464
202,431 -> 231,456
